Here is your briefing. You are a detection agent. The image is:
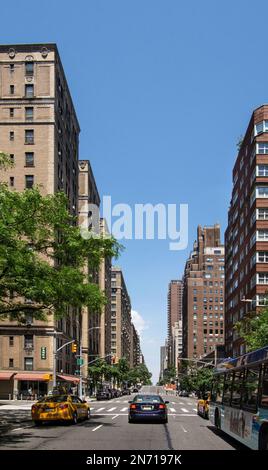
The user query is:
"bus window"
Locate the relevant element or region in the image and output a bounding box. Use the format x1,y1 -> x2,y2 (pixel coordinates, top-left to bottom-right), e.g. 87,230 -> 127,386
231,371 -> 244,408
222,372 -> 233,406
260,365 -> 268,409
241,366 -> 260,413
211,374 -> 224,403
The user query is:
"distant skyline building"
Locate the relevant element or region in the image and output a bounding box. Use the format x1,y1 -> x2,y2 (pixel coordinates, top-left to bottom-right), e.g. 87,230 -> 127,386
167,280 -> 183,367
182,224 -> 225,360
225,105 -> 268,357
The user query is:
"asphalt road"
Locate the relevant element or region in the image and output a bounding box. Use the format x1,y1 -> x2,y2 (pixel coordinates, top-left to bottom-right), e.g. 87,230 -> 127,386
0,386 -> 245,450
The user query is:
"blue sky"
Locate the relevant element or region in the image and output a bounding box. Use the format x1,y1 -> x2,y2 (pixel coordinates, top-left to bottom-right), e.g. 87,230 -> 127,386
2,0 -> 268,383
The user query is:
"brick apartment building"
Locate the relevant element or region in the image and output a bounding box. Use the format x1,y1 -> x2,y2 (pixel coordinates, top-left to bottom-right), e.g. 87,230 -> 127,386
0,43 -> 80,398
182,224 -> 225,360
225,105 -> 268,357
167,280 -> 183,369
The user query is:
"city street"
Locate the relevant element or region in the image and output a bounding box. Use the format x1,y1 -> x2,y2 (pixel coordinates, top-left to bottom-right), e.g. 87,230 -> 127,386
0,387 -> 245,450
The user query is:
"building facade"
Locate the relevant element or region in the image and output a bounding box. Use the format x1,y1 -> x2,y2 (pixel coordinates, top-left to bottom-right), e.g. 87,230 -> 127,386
0,43 -> 80,398
225,105 -> 268,357
111,267 -> 132,364
130,323 -> 141,368
159,343 -> 168,380
78,159 -> 100,386
167,280 -> 183,367
182,224 -> 225,360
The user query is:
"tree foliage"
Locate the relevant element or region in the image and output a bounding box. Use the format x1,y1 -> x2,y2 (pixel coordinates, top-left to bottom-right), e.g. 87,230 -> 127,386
235,308 -> 268,352
0,182 -> 120,321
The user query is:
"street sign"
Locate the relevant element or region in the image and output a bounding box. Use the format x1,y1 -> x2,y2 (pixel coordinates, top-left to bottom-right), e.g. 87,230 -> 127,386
77,358 -> 84,366
41,346 -> 46,360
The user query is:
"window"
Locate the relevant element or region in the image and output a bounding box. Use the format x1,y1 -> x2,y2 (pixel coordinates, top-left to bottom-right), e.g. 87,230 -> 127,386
258,208 -> 268,220
25,107 -> 33,121
25,152 -> 34,167
222,373 -> 233,405
9,358 -> 14,368
256,186 -> 268,197
10,85 -> 14,95
257,273 -> 268,284
257,165 -> 268,177
9,154 -> 14,163
9,176 -> 14,187
25,61 -> 34,76
24,357 -> 33,371
10,108 -> 14,117
25,84 -> 34,98
25,175 -> 34,189
25,129 -> 34,144
9,64 -> 14,73
257,251 -> 268,263
257,230 -> 268,241
261,366 -> 268,408
24,335 -> 33,349
257,142 -> 268,154
10,131 -> 14,141
241,367 -> 260,412
231,371 -> 244,408
9,336 -> 14,347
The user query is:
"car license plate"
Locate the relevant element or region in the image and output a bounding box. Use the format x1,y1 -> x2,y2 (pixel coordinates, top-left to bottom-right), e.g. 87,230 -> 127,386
142,406 -> 152,410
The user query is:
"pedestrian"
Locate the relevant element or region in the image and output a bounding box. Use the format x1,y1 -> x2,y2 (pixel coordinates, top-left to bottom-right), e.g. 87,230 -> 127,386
28,387 -> 32,400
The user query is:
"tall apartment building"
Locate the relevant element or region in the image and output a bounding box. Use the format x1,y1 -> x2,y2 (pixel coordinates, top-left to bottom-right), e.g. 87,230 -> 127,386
111,267 -> 132,364
78,160 -> 100,384
159,343 -> 168,380
130,323 -> 141,368
0,44 -> 80,399
182,224 -> 225,360
167,280 -> 183,366
225,105 -> 268,357
99,218 -> 112,363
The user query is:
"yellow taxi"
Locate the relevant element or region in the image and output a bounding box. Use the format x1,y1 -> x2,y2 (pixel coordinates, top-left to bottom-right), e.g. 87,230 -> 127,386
197,392 -> 210,419
31,394 -> 90,425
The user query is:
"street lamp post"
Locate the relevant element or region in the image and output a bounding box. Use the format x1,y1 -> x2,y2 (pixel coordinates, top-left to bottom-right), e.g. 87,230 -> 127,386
46,330 -> 75,390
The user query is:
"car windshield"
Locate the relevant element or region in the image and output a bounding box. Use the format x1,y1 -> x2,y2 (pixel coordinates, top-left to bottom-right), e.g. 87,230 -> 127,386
39,395 -> 68,403
133,395 -> 163,403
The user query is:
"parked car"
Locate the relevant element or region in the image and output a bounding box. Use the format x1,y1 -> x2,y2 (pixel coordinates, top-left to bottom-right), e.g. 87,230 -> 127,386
31,395 -> 90,425
128,394 -> 168,423
111,388 -> 121,398
122,388 -> 131,395
197,392 -> 210,419
96,388 -> 112,400
132,387 -> 139,393
179,390 -> 189,397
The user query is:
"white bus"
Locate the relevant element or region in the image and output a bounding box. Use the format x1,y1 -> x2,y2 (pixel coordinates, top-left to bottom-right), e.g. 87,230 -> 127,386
209,346 -> 268,450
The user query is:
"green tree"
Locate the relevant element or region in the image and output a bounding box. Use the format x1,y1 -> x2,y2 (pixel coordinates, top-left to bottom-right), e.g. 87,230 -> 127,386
235,308 -> 268,351
0,182 -> 120,321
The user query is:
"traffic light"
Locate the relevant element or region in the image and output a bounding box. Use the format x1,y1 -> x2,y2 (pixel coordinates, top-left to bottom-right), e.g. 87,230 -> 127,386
112,355 -> 118,364
40,346 -> 46,360
71,343 -> 77,353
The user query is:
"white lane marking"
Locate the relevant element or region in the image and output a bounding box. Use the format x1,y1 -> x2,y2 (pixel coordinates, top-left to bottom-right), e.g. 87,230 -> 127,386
187,402 -> 192,405
90,407 -> 94,410
95,407 -> 105,412
192,408 -> 197,412
179,402 -> 184,405
92,425 -> 103,432
92,413 -> 198,417
170,408 -> 176,413
180,424 -> 188,433
181,408 -> 189,413
107,407 -> 117,412
11,427 -> 23,431
120,407 -> 128,412
112,414 -> 119,420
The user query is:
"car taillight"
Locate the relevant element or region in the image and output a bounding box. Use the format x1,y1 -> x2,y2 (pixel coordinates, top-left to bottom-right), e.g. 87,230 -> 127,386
159,404 -> 166,409
59,404 -> 68,410
32,405 -> 37,411
130,404 -> 136,409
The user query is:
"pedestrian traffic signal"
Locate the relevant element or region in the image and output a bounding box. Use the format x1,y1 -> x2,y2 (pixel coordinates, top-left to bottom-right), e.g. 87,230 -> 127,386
71,343 -> 77,353
112,355 -> 118,364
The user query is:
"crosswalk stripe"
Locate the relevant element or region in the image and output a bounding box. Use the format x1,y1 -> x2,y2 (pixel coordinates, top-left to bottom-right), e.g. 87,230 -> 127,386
120,407 -> 127,412
181,408 -> 189,413
107,407 -> 117,412
95,407 -> 105,412
170,408 -> 176,412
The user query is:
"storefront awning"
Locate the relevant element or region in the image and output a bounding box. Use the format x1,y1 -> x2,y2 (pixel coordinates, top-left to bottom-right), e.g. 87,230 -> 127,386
57,374 -> 80,384
0,372 -> 15,380
15,373 -> 49,381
